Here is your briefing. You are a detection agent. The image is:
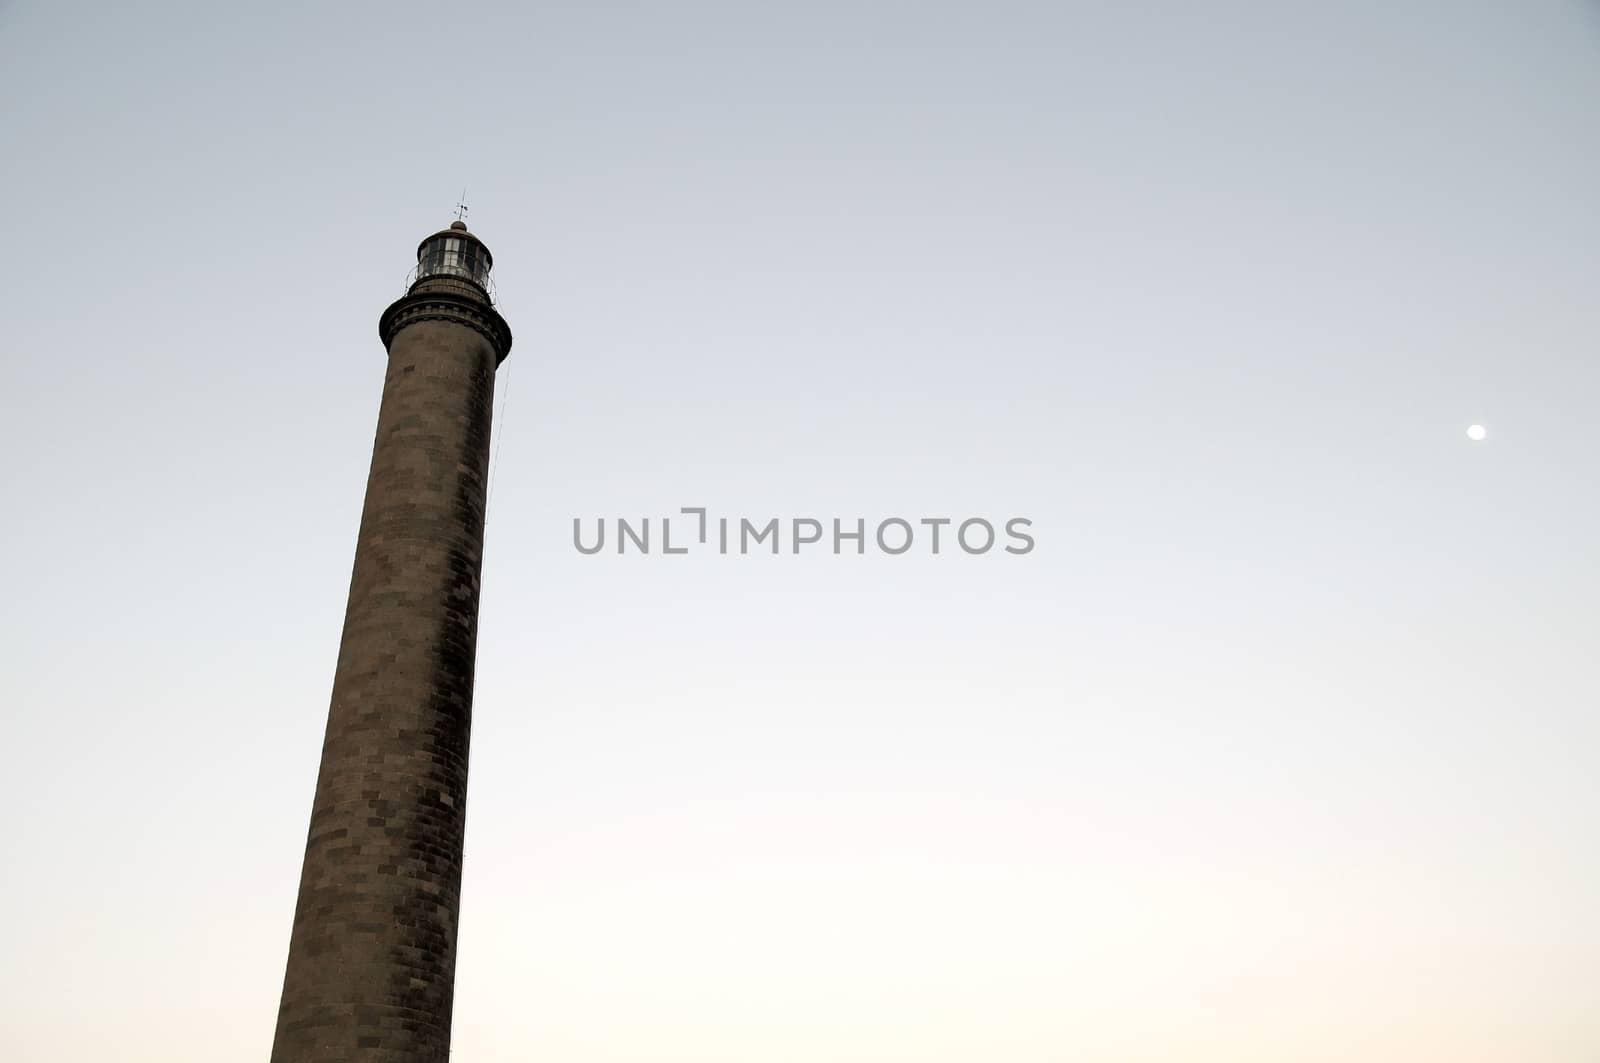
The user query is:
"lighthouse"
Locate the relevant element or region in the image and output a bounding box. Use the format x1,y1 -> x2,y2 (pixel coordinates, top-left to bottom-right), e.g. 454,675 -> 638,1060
271,220 -> 512,1061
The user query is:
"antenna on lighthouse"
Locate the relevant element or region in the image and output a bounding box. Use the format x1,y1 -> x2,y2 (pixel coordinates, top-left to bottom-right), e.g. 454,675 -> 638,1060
454,189 -> 469,225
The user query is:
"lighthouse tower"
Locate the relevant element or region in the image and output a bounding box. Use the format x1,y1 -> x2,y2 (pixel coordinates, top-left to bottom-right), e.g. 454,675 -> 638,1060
271,220 -> 512,1061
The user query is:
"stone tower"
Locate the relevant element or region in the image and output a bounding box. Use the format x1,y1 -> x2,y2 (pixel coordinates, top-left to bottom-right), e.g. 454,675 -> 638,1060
271,220 -> 512,1062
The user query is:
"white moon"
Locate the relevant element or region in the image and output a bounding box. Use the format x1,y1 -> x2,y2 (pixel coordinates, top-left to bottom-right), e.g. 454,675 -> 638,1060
1467,424 -> 1487,441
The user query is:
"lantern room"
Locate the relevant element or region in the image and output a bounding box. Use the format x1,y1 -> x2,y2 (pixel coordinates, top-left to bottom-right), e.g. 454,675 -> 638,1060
415,219 -> 493,292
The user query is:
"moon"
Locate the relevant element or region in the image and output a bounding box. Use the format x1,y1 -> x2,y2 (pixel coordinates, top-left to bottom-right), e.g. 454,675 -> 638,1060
1467,424 -> 1487,441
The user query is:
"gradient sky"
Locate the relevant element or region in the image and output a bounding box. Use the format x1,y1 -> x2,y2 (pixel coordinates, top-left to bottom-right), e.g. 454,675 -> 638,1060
2,2 -> 1598,1061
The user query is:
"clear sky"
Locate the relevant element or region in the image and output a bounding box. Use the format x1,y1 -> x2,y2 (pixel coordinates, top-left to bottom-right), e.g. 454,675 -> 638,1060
2,2 -> 1597,1060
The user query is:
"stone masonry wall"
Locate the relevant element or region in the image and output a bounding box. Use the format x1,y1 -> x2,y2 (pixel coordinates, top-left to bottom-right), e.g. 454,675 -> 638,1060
271,311 -> 499,1063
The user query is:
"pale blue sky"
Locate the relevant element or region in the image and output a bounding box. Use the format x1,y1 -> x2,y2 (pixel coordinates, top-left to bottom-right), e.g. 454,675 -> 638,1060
2,2 -> 1597,1060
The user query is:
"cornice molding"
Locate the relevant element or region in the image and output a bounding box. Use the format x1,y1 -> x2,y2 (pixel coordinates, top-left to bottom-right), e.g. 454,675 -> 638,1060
378,290 -> 513,365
